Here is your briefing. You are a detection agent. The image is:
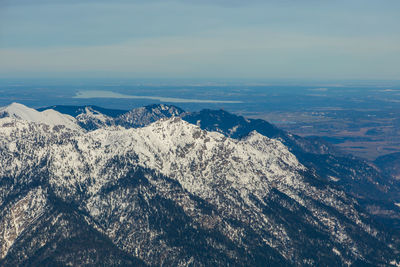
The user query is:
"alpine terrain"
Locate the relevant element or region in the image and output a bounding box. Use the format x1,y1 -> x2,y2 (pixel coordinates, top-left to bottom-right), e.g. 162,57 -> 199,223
0,103 -> 399,266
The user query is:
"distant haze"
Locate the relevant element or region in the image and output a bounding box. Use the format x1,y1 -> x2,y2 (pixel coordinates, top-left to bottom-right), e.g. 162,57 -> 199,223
0,0 -> 399,80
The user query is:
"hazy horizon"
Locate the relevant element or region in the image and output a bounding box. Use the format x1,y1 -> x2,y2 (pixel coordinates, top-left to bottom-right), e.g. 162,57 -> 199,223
1,0 -> 399,80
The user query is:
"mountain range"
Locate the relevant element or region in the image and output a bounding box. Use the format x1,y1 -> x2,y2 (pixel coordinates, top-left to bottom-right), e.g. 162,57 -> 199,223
0,102 -> 399,266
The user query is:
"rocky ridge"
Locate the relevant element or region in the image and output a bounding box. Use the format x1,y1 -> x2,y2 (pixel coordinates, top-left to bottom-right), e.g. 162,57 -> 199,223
0,106 -> 400,265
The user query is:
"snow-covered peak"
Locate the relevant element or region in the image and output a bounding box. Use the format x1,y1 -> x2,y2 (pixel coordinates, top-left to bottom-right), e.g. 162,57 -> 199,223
0,102 -> 40,121
79,106 -> 113,124
75,107 -> 114,130
141,116 -> 212,143
75,116 -> 305,201
82,107 -> 107,118
0,102 -> 81,131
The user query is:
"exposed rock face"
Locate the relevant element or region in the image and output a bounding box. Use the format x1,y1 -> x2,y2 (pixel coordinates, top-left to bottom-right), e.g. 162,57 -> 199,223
0,112 -> 399,266
183,109 -> 400,230
115,104 -> 185,128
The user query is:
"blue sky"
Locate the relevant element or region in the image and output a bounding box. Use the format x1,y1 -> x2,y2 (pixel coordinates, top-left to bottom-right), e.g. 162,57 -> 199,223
0,0 -> 399,80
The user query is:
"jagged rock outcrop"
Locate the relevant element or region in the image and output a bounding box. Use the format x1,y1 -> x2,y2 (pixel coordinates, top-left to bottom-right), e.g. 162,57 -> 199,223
115,104 -> 185,128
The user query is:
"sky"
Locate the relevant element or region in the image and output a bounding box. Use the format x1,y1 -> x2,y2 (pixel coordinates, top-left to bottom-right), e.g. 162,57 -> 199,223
0,0 -> 399,80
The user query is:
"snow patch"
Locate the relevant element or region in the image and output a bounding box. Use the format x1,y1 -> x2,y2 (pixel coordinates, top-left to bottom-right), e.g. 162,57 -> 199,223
329,176 -> 340,182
